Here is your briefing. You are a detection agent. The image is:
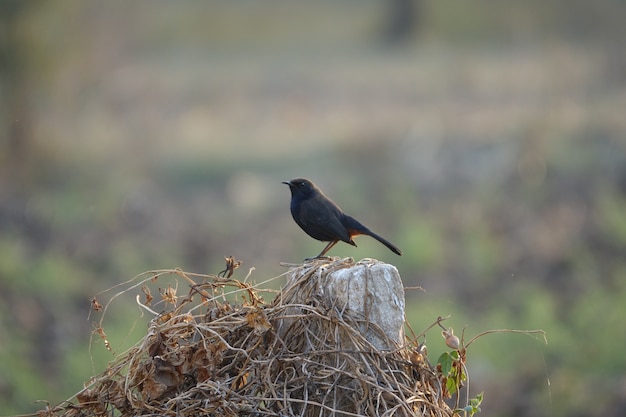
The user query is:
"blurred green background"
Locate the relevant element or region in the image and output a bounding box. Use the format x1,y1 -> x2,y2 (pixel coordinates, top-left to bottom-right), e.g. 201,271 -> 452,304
1,0 -> 626,415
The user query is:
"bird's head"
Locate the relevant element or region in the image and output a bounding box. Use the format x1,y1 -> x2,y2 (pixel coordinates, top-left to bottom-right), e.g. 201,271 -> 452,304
282,178 -> 317,199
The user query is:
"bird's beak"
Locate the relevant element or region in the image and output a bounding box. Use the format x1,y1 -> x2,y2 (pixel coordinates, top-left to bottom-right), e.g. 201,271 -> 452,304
282,181 -> 291,186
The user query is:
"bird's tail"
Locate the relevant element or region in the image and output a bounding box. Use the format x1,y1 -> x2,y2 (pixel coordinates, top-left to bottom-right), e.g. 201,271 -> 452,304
368,230 -> 403,256
343,216 -> 402,256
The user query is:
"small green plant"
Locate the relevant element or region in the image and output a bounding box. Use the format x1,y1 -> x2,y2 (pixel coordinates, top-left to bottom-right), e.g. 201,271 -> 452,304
435,324 -> 468,401
454,392 -> 483,416
437,349 -> 466,397
422,317 -> 546,416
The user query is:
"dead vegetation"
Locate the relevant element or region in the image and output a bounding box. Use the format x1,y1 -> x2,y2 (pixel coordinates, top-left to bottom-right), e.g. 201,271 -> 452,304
38,259 -> 453,417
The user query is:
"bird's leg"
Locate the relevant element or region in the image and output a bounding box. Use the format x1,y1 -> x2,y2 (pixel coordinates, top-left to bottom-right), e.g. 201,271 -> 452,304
316,240 -> 338,258
304,240 -> 338,261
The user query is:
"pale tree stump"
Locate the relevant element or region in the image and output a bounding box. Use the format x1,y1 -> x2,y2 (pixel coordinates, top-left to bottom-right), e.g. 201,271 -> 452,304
274,258 -> 410,415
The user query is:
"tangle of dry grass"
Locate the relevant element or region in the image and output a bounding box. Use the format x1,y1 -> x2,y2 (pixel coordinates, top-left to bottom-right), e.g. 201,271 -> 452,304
38,259 -> 452,417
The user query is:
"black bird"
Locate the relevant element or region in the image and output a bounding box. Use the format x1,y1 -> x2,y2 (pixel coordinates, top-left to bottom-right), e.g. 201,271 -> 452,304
283,178 -> 402,258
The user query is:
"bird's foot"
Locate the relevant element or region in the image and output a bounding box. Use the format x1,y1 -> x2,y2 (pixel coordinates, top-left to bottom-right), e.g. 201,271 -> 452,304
304,256 -> 333,262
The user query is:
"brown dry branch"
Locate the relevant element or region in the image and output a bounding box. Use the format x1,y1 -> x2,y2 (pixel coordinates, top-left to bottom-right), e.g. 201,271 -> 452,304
37,259 -> 453,417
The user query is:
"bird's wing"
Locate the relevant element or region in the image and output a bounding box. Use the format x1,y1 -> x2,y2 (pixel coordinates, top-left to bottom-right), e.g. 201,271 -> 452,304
296,196 -> 352,243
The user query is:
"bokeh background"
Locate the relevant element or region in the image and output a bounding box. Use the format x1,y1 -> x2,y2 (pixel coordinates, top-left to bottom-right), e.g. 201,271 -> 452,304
2,0 -> 626,415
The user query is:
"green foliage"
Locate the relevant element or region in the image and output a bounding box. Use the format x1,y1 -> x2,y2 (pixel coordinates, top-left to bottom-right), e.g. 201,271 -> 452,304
438,350 -> 467,396
455,392 -> 483,417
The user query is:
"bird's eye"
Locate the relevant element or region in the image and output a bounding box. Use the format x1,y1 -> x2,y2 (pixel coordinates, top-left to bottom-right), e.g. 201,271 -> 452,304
297,182 -> 305,187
